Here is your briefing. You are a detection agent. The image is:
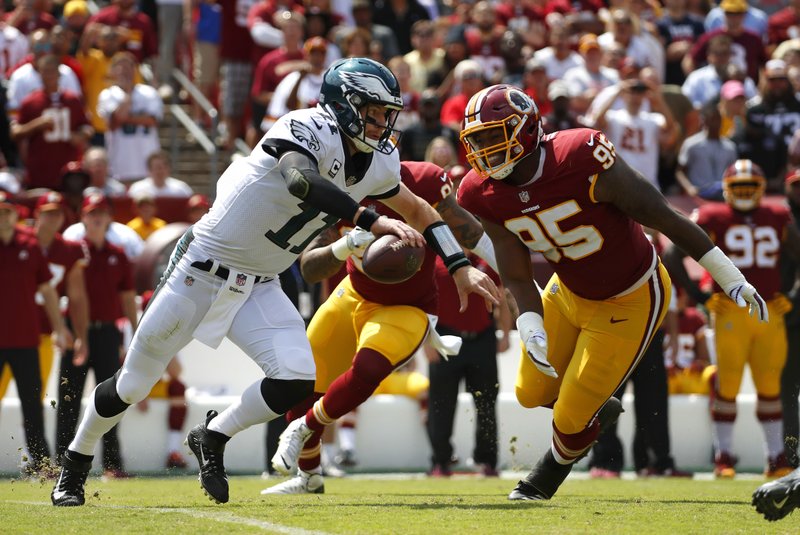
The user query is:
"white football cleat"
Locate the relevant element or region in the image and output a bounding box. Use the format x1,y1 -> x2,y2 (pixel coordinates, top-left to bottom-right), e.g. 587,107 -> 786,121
271,417 -> 314,475
260,470 -> 324,495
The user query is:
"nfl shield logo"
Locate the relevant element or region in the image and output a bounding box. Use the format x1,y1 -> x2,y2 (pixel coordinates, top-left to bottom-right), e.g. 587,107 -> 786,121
519,191 -> 530,203
236,273 -> 247,286
184,275 -> 194,286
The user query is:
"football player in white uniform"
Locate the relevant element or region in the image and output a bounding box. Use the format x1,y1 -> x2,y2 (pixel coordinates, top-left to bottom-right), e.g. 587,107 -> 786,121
51,57 -> 499,507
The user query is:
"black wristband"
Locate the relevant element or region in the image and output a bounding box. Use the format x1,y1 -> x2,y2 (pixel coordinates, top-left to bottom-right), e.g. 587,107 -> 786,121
355,208 -> 381,231
423,221 -> 471,274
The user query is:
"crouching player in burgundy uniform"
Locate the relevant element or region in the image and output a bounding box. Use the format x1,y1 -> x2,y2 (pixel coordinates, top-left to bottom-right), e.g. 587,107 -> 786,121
665,160 -> 800,479
456,85 -> 769,501
264,161 -> 500,494
0,192 -> 89,406
664,288 -> 713,396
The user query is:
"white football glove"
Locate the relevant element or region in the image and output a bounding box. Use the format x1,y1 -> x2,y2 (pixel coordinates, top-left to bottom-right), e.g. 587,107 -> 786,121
331,227 -> 376,261
698,247 -> 769,323
517,312 -> 557,378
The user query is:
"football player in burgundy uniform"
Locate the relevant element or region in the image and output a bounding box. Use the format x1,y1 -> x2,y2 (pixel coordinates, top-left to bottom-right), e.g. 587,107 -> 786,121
664,288 -> 712,396
264,160 -> 499,494
456,84 -> 769,501
666,160 -> 800,479
0,192 -> 88,402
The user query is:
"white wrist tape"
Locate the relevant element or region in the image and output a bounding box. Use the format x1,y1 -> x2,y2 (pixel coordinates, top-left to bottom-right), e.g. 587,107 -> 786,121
471,233 -> 498,274
516,311 -> 544,338
697,246 -> 745,293
331,236 -> 352,261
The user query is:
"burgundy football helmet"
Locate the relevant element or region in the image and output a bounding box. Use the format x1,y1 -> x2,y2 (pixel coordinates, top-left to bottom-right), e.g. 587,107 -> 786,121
460,84 -> 542,180
722,159 -> 765,212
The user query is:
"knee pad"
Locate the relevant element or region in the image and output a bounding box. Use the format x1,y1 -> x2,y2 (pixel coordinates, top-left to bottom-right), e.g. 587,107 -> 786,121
95,370 -> 130,418
260,377 -> 314,414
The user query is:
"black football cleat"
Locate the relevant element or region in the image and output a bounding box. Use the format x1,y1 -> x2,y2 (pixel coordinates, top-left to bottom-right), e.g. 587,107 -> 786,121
509,449 -> 573,501
51,451 -> 92,507
752,467 -> 800,521
186,410 -> 230,504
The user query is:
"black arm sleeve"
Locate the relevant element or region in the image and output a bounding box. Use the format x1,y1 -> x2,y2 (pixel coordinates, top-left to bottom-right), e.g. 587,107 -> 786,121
277,150 -> 381,230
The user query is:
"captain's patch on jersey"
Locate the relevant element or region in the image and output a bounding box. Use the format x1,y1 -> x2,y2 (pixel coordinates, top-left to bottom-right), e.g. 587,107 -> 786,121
289,119 -> 321,151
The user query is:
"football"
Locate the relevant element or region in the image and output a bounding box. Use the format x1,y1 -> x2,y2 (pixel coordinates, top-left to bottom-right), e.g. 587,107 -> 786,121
360,234 -> 425,284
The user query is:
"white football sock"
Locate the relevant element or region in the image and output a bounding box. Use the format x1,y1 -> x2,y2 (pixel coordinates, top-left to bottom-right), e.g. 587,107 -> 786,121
168,430 -> 183,453
712,421 -> 734,455
208,379 -> 280,437
69,389 -> 127,457
760,420 -> 784,459
338,426 -> 357,452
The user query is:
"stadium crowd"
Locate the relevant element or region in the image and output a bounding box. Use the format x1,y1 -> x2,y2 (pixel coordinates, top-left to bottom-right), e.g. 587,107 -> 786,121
0,0 -> 799,499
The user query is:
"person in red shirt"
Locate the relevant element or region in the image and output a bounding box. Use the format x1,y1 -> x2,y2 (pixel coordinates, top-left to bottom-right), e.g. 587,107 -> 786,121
0,191 -> 72,474
3,0 -> 57,35
767,0 -> 800,50
10,54 -> 92,190
425,252 -> 510,477
457,84 -> 768,501
54,192 -> 138,478
88,0 -> 157,64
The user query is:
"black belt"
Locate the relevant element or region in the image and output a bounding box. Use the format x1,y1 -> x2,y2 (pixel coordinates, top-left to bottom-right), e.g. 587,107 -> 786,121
191,260 -> 273,284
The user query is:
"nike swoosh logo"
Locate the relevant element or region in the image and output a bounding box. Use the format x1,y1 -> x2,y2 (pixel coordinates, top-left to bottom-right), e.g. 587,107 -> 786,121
610,317 -> 628,324
774,496 -> 790,509
587,136 -> 594,147
52,490 -> 66,500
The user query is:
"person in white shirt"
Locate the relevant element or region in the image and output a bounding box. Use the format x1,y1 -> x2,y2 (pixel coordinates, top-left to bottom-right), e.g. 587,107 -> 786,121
82,147 -> 128,197
533,24 -> 584,81
51,57 -> 499,508
592,78 -> 679,190
97,52 -> 163,182
128,151 -> 193,198
564,34 -> 619,115
599,10 -> 663,80
0,20 -> 29,79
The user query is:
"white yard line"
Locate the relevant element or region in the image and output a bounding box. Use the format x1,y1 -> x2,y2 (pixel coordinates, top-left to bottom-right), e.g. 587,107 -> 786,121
9,501 -> 332,535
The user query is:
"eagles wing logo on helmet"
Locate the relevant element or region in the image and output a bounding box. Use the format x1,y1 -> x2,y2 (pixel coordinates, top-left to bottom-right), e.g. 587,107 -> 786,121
507,89 -> 534,114
339,71 -> 403,108
289,119 -> 321,151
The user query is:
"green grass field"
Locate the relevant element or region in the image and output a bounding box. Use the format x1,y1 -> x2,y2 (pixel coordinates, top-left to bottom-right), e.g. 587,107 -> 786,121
0,474 -> 794,534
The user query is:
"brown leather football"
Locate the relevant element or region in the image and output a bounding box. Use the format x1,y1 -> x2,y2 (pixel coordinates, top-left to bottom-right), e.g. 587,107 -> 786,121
361,234 -> 425,284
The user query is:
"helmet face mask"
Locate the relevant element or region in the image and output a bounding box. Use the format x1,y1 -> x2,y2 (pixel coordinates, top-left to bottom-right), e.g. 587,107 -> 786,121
460,85 -> 541,180
722,160 -> 766,212
319,58 -> 404,155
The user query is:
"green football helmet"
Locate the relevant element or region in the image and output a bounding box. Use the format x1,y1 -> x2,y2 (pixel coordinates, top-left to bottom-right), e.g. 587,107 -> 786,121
319,57 -> 404,154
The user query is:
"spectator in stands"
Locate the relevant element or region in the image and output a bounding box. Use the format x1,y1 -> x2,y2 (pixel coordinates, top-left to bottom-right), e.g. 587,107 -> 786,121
63,191 -> 145,261
425,253 -> 509,477
10,54 -> 92,191
403,20 -> 443,94
718,79 -> 748,139
185,193 -> 210,224
97,52 -> 162,182
372,0 -> 430,55
782,168 -> 800,466
83,148 -> 128,196
247,10 -> 304,147
682,34 -> 758,109
0,7 -> 29,76
128,151 -> 193,198
49,25 -> 83,83
686,0 -> 767,83
745,59 -> 800,188
4,0 -> 57,36
7,29 -> 82,114
768,0 -> 800,52
521,57 -> 552,117
705,0 -> 768,36
344,0 -> 399,62
263,37 -> 328,132
564,34 -> 619,116
497,29 -> 526,88
216,0 -> 255,148
155,0 -> 185,98
440,59 -> 484,131
127,192 -> 166,240
0,191 -> 70,475
62,0 -> 90,54
463,1 -> 506,85
676,102 -> 738,200
533,24 -> 584,81
657,0 -> 707,86
599,10 -> 660,76
399,89 -> 458,162
542,81 -> 580,134
424,136 -> 458,171
76,24 -> 126,145
88,0 -> 157,65
427,24 -> 470,99
338,27 -> 373,59
59,161 -> 89,227
592,77 -> 679,190
55,192 -> 137,479
388,56 -> 420,133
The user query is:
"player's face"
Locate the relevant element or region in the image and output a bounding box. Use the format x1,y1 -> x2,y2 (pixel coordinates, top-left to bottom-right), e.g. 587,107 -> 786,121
361,103 -> 398,141
464,126 -> 508,168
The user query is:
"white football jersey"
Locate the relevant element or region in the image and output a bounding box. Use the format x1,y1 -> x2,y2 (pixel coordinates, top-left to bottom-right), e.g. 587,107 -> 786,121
192,105 -> 401,277
603,108 -> 665,188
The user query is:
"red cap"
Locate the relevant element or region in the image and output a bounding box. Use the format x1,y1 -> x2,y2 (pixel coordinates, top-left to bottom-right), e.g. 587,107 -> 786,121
787,168 -> 800,185
187,193 -> 210,210
36,191 -> 66,213
82,192 -> 112,214
0,190 -> 16,209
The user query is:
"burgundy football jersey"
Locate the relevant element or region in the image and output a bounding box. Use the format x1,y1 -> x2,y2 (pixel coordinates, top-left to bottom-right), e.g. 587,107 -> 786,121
37,235 -> 89,334
346,161 -> 454,313
693,202 -> 792,299
458,128 -> 656,300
